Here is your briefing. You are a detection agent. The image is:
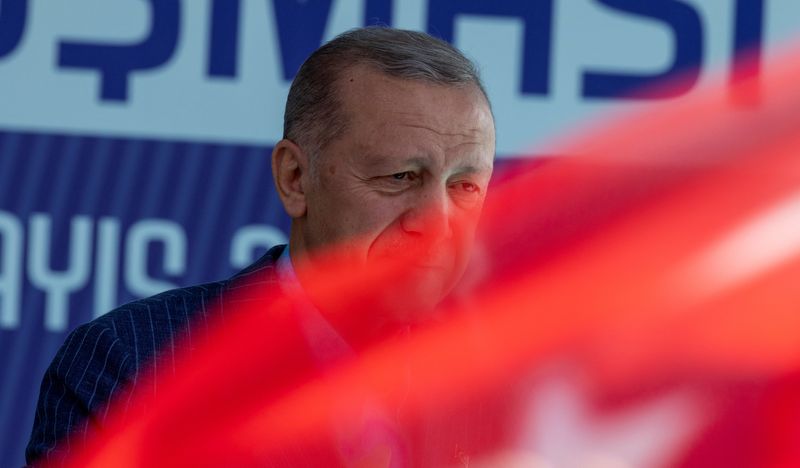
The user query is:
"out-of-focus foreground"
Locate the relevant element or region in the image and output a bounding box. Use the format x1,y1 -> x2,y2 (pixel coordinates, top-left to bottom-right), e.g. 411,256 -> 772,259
54,50 -> 800,468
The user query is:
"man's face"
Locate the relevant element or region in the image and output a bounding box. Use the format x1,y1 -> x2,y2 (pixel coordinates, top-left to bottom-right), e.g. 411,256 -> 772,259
299,65 -> 495,319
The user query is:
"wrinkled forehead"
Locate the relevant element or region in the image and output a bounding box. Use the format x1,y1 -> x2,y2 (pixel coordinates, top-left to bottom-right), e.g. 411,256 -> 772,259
332,65 -> 495,168
337,65 -> 493,132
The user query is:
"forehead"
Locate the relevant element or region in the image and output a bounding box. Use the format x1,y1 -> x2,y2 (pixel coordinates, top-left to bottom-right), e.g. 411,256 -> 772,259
333,65 -> 495,170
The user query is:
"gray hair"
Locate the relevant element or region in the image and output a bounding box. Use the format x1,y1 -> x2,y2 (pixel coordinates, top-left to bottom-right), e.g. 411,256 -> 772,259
283,27 -> 491,156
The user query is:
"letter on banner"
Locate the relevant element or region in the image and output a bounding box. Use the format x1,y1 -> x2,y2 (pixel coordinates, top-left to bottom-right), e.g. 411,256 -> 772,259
209,0 -> 393,79
125,220 -> 186,299
731,0 -> 764,106
207,0 -> 242,77
427,0 -> 554,95
273,0 -> 334,80
58,0 -> 180,101
0,211 -> 23,329
0,0 -> 27,59
582,0 -> 703,99
364,0 -> 392,25
230,225 -> 288,270
94,218 -> 121,318
28,214 -> 93,332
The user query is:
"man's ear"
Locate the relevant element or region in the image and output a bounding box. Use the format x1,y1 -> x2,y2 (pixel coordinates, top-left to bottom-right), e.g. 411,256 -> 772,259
271,139 -> 309,218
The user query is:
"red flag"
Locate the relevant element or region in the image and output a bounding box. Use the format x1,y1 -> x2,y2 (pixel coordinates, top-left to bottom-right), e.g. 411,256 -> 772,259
56,46 -> 800,468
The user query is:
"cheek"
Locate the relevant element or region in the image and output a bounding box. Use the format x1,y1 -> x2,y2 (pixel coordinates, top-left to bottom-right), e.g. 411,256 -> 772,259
449,213 -> 482,267
452,205 -> 481,239
362,214 -> 409,259
309,178 -> 382,231
337,195 -> 410,257
449,229 -> 472,268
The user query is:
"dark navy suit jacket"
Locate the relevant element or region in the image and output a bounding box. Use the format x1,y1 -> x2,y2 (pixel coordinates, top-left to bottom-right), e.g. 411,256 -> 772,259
25,245 -> 286,466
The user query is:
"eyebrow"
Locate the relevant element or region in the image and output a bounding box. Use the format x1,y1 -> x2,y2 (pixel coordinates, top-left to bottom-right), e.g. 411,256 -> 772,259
360,153 -> 493,175
359,153 -> 427,169
451,164 -> 493,175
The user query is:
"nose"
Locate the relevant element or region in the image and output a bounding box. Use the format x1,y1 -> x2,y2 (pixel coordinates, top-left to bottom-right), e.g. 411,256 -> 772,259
400,185 -> 452,242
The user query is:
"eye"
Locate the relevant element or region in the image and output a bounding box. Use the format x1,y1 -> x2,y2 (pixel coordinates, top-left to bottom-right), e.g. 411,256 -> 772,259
384,171 -> 420,185
391,171 -> 415,181
451,181 -> 481,194
374,171 -> 420,193
449,181 -> 483,208
458,182 -> 479,193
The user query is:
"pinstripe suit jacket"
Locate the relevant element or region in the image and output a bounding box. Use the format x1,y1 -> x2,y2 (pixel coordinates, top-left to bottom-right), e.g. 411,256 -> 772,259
25,244 -> 287,467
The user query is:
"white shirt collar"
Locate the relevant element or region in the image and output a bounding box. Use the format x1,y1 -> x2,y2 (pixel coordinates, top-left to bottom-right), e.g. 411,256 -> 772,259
277,245 -> 353,365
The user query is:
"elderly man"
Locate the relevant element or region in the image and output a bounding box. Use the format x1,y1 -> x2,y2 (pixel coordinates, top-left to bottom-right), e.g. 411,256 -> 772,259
26,27 -> 495,466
